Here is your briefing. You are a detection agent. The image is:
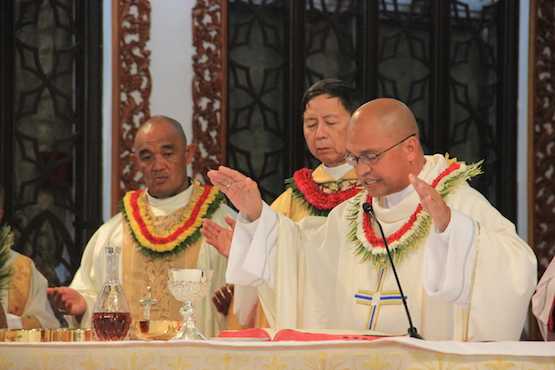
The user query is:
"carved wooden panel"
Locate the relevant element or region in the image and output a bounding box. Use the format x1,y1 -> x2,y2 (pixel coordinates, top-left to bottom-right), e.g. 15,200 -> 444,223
532,0 -> 555,275
111,0 -> 152,213
0,0 -> 102,285
191,0 -> 227,180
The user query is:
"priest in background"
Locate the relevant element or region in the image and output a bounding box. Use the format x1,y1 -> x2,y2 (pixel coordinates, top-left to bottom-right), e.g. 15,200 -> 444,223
48,116 -> 232,337
0,185 -> 60,329
203,79 -> 361,328
532,257 -> 555,340
208,98 -> 537,341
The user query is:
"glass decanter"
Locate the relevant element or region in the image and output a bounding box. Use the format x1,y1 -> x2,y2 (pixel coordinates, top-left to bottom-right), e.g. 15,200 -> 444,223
92,246 -> 131,340
168,268 -> 212,340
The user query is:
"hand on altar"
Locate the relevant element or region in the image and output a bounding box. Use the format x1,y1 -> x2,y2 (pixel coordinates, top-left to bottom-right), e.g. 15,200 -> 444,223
409,173 -> 451,233
207,166 -> 262,221
47,287 -> 87,318
212,284 -> 234,316
202,216 -> 235,257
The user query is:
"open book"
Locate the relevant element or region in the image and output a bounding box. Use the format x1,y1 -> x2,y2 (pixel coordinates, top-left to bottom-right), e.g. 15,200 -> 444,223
216,328 -> 392,342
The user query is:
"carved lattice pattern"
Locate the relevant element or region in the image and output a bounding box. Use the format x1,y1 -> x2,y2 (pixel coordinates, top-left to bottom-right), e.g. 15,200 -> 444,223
446,1 -> 501,203
376,1 -> 433,152
192,0 -> 227,181
532,0 -> 555,274
305,0 -> 359,86
10,0 -> 81,285
115,0 -> 152,199
226,0 -> 289,201
301,0 -> 361,168
195,0 -> 517,214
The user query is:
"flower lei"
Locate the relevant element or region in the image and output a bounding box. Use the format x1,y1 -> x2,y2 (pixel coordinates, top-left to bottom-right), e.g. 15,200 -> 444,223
122,181 -> 225,258
286,168 -> 361,216
346,159 -> 483,268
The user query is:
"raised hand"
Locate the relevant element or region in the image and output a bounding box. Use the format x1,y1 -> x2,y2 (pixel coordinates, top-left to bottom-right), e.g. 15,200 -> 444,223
202,216 -> 236,257
207,166 -> 262,221
409,173 -> 451,232
47,287 -> 87,318
212,284 -> 234,316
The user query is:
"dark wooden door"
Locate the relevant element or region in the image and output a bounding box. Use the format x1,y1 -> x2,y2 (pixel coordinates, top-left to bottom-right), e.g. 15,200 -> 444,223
226,0 -> 518,223
0,0 -> 103,285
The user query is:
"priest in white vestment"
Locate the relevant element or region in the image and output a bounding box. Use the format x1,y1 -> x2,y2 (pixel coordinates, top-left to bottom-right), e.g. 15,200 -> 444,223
203,78 -> 360,329
532,257 -> 555,340
0,250 -> 60,329
0,191 -> 59,329
48,116 -> 232,337
208,98 -> 537,341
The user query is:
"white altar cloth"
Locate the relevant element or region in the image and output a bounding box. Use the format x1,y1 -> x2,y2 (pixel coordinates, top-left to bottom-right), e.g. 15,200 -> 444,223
0,337 -> 554,370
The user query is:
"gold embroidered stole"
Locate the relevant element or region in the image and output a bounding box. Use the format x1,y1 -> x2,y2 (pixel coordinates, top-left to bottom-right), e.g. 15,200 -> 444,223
8,254 -> 41,329
0,304 -> 5,328
122,221 -> 202,322
311,165 -> 358,192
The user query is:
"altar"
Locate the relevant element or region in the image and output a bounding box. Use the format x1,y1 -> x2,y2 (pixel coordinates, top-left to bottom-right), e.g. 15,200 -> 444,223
0,337 -> 554,370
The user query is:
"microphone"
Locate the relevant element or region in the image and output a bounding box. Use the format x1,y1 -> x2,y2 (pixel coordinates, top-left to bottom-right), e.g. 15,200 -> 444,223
362,202 -> 423,340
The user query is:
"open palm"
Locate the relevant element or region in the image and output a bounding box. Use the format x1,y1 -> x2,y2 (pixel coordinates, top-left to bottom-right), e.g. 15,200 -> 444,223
207,166 -> 263,221
202,217 -> 235,257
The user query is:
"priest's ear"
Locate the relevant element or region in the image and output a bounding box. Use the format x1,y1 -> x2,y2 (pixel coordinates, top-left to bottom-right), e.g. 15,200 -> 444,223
403,134 -> 421,162
184,143 -> 197,166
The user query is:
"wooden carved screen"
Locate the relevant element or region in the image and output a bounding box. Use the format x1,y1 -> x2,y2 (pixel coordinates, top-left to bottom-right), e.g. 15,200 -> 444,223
0,0 -> 102,285
215,0 -> 519,215
531,0 -> 555,275
111,0 -> 152,213
192,0 -> 228,179
112,0 -> 228,203
112,1 -> 520,223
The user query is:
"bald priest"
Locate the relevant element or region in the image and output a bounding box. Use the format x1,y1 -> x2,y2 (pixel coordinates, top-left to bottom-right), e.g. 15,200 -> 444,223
208,98 -> 537,341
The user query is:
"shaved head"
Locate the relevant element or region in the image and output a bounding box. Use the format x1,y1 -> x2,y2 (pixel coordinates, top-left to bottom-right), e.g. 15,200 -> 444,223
346,98 -> 425,197
135,115 -> 188,148
351,98 -> 418,140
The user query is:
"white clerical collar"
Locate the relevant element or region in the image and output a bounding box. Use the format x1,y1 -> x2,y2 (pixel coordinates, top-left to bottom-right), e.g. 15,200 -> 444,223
380,184 -> 414,209
378,158 -> 430,209
322,162 -> 353,181
146,183 -> 193,215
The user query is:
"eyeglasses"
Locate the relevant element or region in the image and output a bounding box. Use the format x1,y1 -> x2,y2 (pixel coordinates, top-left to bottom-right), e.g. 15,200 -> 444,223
345,133 -> 416,167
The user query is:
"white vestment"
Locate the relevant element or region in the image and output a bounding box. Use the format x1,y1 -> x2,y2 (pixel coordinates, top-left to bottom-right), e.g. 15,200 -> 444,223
228,154 -> 537,341
70,184 -> 232,337
532,257 -> 555,340
232,162 -> 356,326
1,250 -> 60,329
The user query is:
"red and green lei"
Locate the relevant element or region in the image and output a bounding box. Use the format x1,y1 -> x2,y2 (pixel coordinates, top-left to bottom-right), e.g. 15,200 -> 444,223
286,168 -> 361,216
346,159 -> 483,268
122,181 -> 225,258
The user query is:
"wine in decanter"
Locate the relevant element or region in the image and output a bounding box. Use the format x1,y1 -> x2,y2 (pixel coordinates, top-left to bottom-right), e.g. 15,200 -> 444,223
92,246 -> 131,340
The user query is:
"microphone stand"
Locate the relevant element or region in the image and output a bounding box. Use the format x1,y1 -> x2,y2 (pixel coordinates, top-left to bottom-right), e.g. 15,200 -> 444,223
363,202 -> 423,340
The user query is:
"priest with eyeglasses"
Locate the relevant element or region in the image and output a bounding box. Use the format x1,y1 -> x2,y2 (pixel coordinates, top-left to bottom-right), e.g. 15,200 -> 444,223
207,98 -> 537,341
